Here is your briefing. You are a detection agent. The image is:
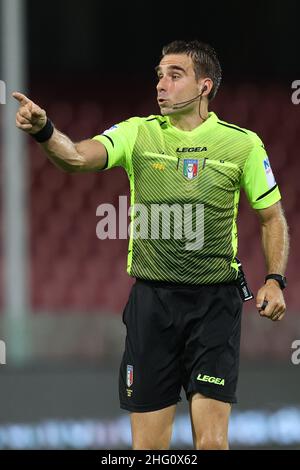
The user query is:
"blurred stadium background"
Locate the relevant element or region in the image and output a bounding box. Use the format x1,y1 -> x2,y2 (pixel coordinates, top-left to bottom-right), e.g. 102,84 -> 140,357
0,0 -> 299,449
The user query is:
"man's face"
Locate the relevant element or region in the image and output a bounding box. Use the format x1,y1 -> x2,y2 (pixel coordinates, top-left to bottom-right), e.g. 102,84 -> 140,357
156,53 -> 200,115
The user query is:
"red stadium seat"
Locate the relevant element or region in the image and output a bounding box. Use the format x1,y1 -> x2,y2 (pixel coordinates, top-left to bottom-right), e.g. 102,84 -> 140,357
18,86 -> 299,317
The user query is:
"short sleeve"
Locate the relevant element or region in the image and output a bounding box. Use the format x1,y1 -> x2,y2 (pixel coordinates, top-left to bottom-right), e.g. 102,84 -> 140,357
241,136 -> 281,210
92,117 -> 140,172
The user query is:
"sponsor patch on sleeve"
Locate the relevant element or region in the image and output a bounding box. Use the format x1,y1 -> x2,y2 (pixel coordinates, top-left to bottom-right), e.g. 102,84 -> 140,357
103,124 -> 118,134
263,156 -> 276,188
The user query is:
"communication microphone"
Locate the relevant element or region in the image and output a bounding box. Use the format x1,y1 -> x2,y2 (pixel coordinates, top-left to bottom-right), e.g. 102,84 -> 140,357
172,85 -> 207,109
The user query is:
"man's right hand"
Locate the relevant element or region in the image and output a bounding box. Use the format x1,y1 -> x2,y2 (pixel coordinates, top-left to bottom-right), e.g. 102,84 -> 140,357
12,91 -> 108,172
12,92 -> 47,135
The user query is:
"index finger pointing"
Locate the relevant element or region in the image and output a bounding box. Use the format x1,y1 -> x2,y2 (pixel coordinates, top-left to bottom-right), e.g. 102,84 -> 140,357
12,92 -> 31,105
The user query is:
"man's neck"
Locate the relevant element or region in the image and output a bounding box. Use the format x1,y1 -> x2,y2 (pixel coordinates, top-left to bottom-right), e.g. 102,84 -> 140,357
169,107 -> 209,131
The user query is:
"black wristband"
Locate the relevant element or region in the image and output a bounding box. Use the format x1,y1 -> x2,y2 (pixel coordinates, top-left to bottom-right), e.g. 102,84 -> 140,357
31,118 -> 54,143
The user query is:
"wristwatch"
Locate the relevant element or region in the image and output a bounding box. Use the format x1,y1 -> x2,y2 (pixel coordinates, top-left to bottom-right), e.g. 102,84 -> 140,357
265,274 -> 287,290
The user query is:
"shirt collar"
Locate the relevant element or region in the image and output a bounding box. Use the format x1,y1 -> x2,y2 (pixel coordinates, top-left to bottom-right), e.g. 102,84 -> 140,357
165,111 -> 218,134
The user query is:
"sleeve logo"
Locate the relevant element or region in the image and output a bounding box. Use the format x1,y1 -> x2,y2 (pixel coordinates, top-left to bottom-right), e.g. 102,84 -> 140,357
103,125 -> 118,134
263,157 -> 276,188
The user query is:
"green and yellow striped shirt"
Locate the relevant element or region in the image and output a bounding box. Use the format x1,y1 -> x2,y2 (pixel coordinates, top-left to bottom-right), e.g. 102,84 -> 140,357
93,112 -> 281,284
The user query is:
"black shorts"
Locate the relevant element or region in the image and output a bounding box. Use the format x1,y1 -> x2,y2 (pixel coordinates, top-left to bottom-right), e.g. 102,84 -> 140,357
119,278 -> 243,412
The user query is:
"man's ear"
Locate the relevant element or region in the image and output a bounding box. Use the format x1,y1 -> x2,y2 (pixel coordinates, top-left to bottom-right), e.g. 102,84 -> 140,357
199,79 -> 213,96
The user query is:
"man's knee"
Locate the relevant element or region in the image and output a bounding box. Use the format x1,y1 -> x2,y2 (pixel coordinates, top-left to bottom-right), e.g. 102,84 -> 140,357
189,393 -> 231,450
132,438 -> 170,450
196,434 -> 229,450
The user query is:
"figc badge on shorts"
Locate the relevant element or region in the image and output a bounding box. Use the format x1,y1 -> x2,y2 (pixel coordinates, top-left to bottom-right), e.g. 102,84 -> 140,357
183,159 -> 199,180
127,365 -> 134,387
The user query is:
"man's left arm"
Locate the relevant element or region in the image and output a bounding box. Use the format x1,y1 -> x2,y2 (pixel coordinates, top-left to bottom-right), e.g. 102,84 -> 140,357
255,201 -> 289,321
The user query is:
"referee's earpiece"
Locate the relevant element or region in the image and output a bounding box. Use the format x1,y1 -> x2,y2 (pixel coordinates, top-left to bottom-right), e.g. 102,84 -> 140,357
201,84 -> 208,94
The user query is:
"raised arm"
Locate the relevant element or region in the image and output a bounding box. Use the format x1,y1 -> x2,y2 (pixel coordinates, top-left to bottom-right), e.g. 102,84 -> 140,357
13,91 -> 107,172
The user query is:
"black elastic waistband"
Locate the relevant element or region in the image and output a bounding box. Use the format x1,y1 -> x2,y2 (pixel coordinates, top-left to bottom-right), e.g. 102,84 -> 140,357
135,277 -> 236,290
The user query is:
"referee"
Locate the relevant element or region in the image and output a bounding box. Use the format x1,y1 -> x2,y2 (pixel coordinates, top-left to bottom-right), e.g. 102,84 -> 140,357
13,40 -> 289,450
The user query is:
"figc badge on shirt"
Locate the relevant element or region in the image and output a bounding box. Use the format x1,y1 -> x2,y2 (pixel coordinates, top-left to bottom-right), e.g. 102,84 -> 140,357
183,159 -> 199,180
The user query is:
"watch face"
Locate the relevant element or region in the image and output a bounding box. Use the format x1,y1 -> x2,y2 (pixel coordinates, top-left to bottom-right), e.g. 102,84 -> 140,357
277,276 -> 287,289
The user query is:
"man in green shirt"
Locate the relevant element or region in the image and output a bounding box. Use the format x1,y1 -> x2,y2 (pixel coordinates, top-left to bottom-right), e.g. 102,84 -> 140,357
13,40 -> 289,450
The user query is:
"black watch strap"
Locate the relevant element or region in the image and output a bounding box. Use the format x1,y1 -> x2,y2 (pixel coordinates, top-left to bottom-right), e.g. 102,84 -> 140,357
265,274 -> 287,290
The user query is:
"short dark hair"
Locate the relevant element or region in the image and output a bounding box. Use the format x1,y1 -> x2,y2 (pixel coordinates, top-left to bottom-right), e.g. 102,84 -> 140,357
161,40 -> 222,101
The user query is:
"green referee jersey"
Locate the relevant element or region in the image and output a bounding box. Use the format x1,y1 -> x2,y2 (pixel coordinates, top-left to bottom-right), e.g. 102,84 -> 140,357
93,111 -> 281,284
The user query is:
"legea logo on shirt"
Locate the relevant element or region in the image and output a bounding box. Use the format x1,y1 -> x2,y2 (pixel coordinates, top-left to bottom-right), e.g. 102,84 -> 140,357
176,147 -> 207,152
263,156 -> 276,188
